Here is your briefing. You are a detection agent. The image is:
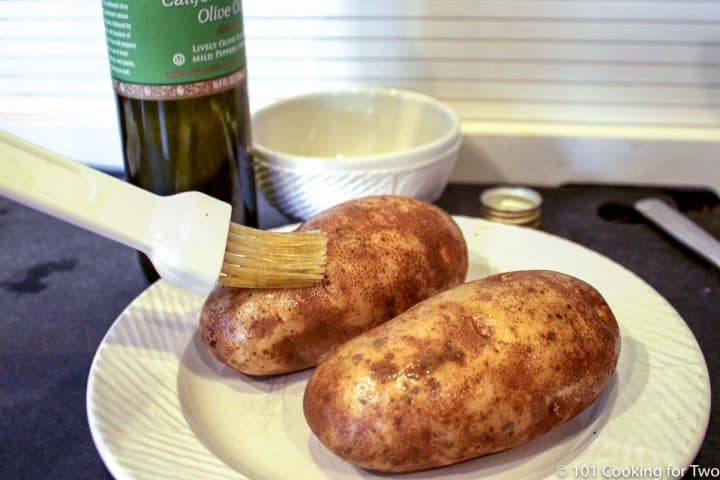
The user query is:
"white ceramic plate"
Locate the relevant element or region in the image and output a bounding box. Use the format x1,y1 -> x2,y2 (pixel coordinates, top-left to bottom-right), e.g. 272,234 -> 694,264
87,217 -> 710,480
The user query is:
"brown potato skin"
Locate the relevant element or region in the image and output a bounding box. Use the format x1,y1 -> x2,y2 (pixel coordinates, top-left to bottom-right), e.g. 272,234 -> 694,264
200,195 -> 468,375
303,270 -> 620,472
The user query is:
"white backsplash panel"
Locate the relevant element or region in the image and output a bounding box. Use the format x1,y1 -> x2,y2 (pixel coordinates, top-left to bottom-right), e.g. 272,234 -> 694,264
1,0 -> 718,191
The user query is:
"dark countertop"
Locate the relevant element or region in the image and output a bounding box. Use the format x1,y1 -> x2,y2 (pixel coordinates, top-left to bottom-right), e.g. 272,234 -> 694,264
0,183 -> 717,479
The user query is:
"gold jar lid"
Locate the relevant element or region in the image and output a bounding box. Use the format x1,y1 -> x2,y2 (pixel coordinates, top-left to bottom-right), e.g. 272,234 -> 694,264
479,186 -> 542,228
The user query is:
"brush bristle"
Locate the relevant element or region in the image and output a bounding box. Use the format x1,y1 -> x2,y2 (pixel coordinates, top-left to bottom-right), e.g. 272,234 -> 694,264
218,222 -> 327,288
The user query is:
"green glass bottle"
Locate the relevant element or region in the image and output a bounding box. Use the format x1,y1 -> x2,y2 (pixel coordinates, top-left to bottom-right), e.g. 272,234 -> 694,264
101,0 -> 257,281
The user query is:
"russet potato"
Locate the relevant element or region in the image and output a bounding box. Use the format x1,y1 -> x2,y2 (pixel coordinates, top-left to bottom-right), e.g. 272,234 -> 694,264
303,270 -> 620,472
200,195 -> 468,375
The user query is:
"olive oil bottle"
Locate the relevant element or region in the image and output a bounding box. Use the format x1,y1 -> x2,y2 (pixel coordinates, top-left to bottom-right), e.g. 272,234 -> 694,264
101,0 -> 257,281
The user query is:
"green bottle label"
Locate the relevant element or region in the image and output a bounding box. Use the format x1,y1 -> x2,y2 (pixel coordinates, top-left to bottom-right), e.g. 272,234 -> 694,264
102,0 -> 247,100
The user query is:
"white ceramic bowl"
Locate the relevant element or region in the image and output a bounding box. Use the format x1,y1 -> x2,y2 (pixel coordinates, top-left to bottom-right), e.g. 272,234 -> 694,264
252,88 -> 461,220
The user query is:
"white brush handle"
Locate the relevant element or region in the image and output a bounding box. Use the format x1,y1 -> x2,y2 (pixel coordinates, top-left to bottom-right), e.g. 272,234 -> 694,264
0,130 -> 232,296
635,198 -> 720,269
0,130 -> 156,252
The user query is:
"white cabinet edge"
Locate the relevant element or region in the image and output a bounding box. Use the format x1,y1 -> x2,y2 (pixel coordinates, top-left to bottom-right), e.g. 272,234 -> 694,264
453,126 -> 720,194
2,120 -> 718,194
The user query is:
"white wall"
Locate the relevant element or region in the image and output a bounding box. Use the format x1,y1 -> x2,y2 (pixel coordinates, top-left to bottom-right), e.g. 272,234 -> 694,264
1,1 -> 719,191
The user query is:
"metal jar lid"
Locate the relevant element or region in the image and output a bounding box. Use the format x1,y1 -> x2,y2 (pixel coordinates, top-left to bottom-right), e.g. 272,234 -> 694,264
479,186 -> 543,228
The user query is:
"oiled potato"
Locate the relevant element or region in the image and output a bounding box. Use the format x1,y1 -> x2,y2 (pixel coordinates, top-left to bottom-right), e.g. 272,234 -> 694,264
304,270 -> 620,472
200,195 -> 468,375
